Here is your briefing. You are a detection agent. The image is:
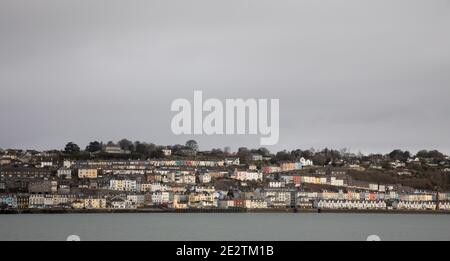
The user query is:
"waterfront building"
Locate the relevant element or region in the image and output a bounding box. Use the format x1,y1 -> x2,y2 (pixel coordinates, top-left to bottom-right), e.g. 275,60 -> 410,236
317,200 -> 386,210
173,194 -> 189,209
394,201 -> 436,210
439,201 -> 450,211
151,191 -> 172,205
0,194 -> 17,208
29,194 -> 45,208
110,197 -> 127,209
264,190 -> 292,208
188,192 -> 217,208
71,200 -> 84,209
127,194 -> 145,207
244,199 -> 268,209
84,198 -> 107,209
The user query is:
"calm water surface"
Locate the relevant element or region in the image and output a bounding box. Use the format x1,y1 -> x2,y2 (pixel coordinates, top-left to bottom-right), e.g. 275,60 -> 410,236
1,213 -> 449,241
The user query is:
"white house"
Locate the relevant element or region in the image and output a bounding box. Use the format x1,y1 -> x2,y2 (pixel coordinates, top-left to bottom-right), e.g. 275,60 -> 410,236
109,180 -> 137,192
127,195 -> 145,208
232,170 -> 263,182
110,197 -> 127,209
439,202 -> 450,211
395,201 -> 436,210
268,181 -> 285,188
151,192 -> 171,205
29,194 -> 45,208
299,157 -> 314,167
162,149 -> 172,156
251,154 -> 263,161
264,190 -> 292,208
318,200 -> 386,210
40,161 -> 53,168
244,199 -> 268,209
57,167 -> 72,179
225,158 -> 240,166
198,173 -> 211,184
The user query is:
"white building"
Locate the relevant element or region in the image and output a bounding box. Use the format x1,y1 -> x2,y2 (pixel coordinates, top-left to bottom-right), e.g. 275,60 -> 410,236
264,190 -> 292,208
251,154 -> 263,161
140,182 -> 170,192
29,194 -> 45,208
40,161 -> 53,168
151,192 -> 171,205
225,158 -> 240,166
198,173 -> 211,184
244,199 -> 268,209
174,172 -> 196,185
439,202 -> 450,211
369,184 -> 379,191
330,177 -> 345,187
162,149 -> 172,156
318,200 -> 386,210
63,160 -> 73,168
268,182 -> 285,188
299,157 -> 314,167
109,180 -> 137,192
127,195 -> 145,207
232,170 -> 263,182
395,201 -> 436,210
110,198 -> 128,209
57,168 -> 72,179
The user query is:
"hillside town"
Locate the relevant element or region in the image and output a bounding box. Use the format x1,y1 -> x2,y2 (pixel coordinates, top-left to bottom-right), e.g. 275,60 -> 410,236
1,140 -> 450,213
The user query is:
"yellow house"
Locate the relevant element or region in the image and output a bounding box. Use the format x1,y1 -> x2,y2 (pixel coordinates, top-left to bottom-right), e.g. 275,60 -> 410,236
84,198 -> 106,209
188,193 -> 216,208
78,169 -> 98,179
314,177 -> 321,184
71,200 -> 85,209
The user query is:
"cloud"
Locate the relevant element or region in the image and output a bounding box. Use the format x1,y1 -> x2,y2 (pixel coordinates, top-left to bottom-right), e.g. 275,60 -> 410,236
1,0 -> 450,154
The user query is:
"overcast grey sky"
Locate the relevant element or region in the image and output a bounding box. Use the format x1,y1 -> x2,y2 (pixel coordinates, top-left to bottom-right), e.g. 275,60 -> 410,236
1,0 -> 449,154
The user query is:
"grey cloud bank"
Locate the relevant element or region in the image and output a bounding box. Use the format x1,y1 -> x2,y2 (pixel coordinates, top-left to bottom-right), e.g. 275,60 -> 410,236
0,0 -> 450,154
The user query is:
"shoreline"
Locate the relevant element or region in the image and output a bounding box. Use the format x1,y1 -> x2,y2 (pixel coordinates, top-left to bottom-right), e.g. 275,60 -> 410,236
1,208 -> 449,215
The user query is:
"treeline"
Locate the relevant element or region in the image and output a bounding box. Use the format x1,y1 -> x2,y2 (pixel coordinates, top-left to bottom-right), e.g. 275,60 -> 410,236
2,141 -> 448,165
348,169 -> 450,191
60,139 -> 205,160
261,148 -> 447,166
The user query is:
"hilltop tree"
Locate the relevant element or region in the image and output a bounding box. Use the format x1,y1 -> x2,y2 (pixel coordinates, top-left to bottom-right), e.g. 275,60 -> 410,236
237,147 -> 251,164
86,141 -> 102,153
134,142 -> 153,154
150,148 -> 164,159
257,147 -> 271,157
64,142 -> 80,154
388,150 -> 410,161
300,150 -> 314,159
416,150 -> 445,160
118,139 -> 134,151
274,150 -> 293,162
134,142 -> 147,155
210,148 -> 224,157
185,140 -> 199,151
